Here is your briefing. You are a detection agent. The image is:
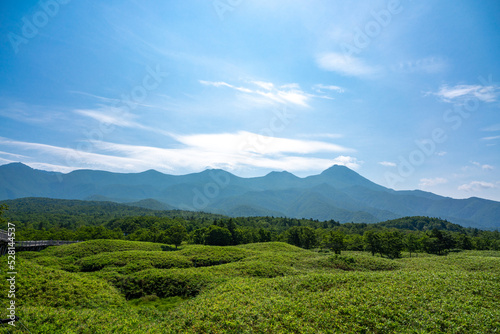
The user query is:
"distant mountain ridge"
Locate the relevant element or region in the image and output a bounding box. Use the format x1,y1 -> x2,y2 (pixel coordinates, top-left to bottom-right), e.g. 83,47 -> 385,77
0,162 -> 499,229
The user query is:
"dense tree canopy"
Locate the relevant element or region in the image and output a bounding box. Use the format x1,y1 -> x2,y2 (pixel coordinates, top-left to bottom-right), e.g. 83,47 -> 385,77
1,199 -> 499,256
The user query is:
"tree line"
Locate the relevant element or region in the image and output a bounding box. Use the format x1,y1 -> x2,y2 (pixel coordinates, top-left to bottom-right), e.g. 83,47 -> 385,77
2,202 -> 499,257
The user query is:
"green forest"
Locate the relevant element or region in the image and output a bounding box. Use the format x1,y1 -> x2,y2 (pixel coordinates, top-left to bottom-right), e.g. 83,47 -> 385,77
0,198 -> 499,333
1,198 -> 499,258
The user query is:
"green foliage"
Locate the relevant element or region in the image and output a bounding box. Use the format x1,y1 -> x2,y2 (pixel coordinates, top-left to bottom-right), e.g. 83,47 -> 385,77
380,230 -> 404,259
120,268 -> 220,299
306,253 -> 401,271
0,259 -> 125,309
177,245 -> 253,267
377,216 -> 466,232
4,198 -> 500,333
364,230 -> 383,256
77,251 -> 193,273
166,224 -> 187,248
0,203 -> 7,224
4,239 -> 500,333
322,230 -> 345,254
41,239 -> 164,259
127,295 -> 186,311
285,226 -> 318,249
204,225 -> 232,246
422,229 -> 456,255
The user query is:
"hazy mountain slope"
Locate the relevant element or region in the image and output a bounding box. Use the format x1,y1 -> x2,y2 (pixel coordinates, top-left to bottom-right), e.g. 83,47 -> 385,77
0,163 -> 499,229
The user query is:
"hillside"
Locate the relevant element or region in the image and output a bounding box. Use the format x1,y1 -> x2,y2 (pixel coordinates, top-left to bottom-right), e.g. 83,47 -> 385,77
2,240 -> 499,333
1,163 -> 499,229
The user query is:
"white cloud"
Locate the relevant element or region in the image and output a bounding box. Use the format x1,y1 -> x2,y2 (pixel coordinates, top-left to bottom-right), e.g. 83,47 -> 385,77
0,137 -> 148,172
458,181 -> 496,192
200,80 -> 312,107
74,107 -> 172,137
252,81 -> 275,91
482,123 -> 500,132
465,161 -> 495,170
0,132 -> 355,176
280,83 -> 300,90
379,161 -> 396,167
331,156 -> 362,170
316,52 -> 378,77
312,84 -> 345,94
482,135 -> 500,141
74,107 -> 141,128
393,57 -> 448,74
436,151 -> 447,156
431,84 -> 499,103
419,177 -> 448,187
172,131 -> 352,156
0,151 -> 28,159
199,80 -> 252,93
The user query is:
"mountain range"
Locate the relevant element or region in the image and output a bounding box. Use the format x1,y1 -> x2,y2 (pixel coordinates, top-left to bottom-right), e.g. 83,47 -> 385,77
0,162 -> 499,230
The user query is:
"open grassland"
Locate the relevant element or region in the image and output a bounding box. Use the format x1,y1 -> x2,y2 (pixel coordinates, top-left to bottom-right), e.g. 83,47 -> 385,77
1,241 -> 499,333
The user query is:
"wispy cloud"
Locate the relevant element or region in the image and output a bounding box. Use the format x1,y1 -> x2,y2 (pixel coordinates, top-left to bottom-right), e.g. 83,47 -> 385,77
0,131 -> 355,175
74,107 -> 143,128
171,131 -> 352,155
481,135 -> 500,141
252,81 -> 275,91
482,123 -> 500,132
430,84 -> 499,103
0,151 -> 29,159
471,161 -> 494,170
0,99 -> 68,124
458,181 -> 496,192
200,80 -> 314,107
0,136 -> 147,172
379,161 -> 396,167
419,177 -> 448,187
74,106 -> 172,136
312,84 -> 345,94
393,57 -> 448,74
332,156 -> 362,170
199,80 -> 253,93
316,52 -> 378,77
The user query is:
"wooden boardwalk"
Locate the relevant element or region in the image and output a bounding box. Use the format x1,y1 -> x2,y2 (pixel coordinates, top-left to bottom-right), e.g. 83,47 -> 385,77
0,229 -> 81,252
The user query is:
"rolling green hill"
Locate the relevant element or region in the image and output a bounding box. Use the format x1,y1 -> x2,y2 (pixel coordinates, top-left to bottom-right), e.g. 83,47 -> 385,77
2,240 -> 499,333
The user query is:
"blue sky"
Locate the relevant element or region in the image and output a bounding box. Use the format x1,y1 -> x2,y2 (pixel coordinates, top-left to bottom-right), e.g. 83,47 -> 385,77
0,0 -> 499,201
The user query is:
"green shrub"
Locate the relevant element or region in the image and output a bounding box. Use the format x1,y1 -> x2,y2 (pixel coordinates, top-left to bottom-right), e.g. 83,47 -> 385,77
0,259 -> 125,308
120,268 -> 221,299
77,250 -> 193,272
41,239 -> 164,259
177,245 -> 253,266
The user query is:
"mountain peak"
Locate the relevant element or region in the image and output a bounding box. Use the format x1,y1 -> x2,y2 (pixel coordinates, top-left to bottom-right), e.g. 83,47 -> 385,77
265,170 -> 298,179
312,164 -> 385,191
321,164 -> 355,174
1,162 -> 33,170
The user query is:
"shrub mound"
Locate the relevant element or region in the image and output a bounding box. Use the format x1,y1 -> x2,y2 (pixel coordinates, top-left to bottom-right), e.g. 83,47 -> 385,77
42,239 -> 164,259
77,250 -> 193,273
0,259 -> 125,308
177,245 -> 254,267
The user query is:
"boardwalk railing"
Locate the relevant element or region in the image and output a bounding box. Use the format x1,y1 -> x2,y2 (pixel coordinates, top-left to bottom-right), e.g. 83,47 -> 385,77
15,240 -> 81,247
0,229 -> 81,253
0,229 -> 9,242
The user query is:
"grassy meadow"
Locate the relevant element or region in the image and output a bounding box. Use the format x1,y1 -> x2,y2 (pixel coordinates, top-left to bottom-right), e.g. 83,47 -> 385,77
1,240 -> 499,333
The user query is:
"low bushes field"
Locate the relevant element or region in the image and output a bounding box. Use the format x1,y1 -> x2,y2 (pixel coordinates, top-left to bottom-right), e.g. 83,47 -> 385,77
0,240 -> 499,333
